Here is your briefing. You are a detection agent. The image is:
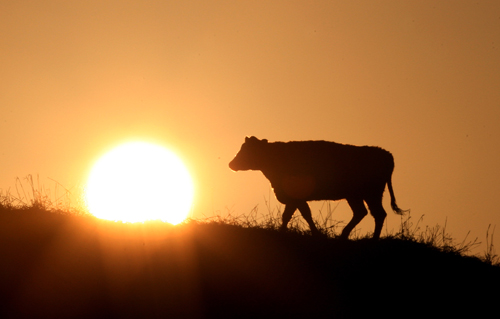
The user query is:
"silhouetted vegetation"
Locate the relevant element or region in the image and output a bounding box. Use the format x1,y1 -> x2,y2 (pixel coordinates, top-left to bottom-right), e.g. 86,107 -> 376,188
1,184 -> 499,318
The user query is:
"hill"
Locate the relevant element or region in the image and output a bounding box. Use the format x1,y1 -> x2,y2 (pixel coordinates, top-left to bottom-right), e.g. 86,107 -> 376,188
1,206 -> 499,318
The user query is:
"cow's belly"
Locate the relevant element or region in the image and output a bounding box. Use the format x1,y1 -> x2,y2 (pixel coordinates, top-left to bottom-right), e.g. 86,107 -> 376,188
273,181 -> 346,203
270,171 -> 387,203
274,180 -> 384,203
308,187 -> 346,201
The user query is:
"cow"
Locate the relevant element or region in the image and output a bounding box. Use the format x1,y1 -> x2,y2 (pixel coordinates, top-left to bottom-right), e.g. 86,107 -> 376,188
229,136 -> 408,239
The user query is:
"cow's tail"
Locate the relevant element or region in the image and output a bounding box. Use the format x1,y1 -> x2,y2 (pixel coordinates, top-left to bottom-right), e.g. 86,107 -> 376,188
387,177 -> 408,215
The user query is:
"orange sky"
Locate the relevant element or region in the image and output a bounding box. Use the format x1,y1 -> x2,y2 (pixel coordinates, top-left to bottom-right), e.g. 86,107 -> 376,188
1,1 -> 499,252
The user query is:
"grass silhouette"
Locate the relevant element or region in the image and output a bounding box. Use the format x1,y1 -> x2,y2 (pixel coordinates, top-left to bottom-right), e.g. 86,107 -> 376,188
0,178 -> 499,318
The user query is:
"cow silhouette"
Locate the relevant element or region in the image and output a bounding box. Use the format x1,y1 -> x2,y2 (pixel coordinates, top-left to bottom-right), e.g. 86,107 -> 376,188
229,136 -> 407,239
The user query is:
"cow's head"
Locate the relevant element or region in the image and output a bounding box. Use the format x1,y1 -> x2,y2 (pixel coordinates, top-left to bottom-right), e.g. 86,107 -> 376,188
229,136 -> 268,171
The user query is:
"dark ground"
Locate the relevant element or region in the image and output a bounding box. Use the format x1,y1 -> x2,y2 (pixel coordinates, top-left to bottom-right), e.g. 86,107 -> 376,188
1,207 -> 499,318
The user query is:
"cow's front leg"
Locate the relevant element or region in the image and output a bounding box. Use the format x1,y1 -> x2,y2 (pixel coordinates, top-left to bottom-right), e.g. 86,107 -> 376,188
297,202 -> 320,236
280,204 -> 297,232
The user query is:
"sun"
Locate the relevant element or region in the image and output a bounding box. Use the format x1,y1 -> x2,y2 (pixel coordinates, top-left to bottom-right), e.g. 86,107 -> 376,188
85,141 -> 194,224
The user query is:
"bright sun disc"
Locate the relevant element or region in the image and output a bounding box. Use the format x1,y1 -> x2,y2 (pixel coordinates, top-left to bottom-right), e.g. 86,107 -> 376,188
85,142 -> 194,224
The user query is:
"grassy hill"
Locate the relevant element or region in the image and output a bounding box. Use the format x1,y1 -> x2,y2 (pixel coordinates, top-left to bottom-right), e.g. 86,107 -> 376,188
1,204 -> 499,318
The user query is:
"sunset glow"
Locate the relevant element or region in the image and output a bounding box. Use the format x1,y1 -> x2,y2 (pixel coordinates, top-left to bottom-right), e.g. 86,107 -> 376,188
85,142 -> 194,224
1,1 -> 500,251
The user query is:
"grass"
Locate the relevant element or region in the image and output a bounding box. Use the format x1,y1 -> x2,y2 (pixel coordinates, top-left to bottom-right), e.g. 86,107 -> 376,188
0,174 -> 88,216
200,195 -> 498,265
2,174 -> 498,264
1,176 -> 499,318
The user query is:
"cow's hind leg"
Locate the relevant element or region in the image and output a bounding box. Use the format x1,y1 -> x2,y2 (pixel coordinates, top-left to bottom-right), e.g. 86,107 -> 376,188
280,204 -> 297,232
341,198 -> 368,239
297,202 -> 320,236
365,196 -> 387,239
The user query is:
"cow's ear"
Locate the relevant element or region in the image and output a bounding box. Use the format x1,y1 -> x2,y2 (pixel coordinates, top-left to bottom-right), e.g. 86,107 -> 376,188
246,136 -> 260,143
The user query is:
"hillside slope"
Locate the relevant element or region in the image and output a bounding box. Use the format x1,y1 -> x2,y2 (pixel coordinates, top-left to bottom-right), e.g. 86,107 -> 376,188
1,207 -> 498,318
